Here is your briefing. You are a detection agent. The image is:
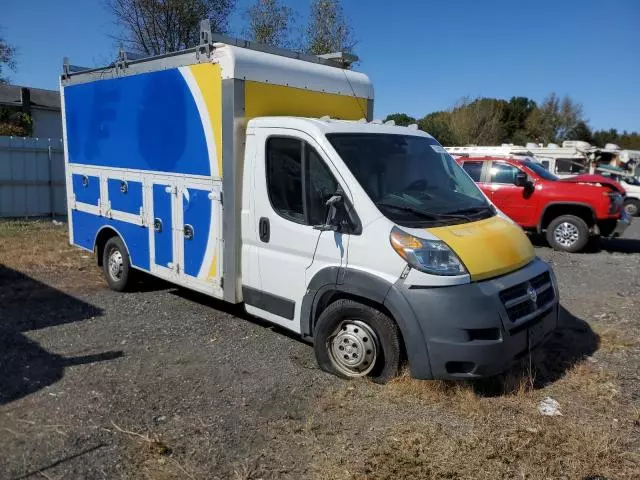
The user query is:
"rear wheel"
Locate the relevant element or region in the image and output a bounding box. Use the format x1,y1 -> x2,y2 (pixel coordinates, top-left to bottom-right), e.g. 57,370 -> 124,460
623,198 -> 640,217
102,236 -> 132,291
546,215 -> 590,253
313,299 -> 401,384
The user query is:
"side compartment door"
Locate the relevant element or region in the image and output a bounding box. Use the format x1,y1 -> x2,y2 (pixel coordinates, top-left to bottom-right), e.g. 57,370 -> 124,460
177,180 -> 223,296
151,182 -> 178,278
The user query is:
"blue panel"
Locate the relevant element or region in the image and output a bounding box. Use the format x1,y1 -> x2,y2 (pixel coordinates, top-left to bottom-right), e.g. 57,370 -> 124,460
64,69 -> 209,176
153,184 -> 173,268
72,174 -> 100,206
72,210 -> 150,271
183,187 -> 211,277
108,179 -> 143,215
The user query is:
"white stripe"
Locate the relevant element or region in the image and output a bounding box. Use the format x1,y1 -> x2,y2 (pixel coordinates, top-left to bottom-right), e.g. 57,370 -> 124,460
179,66 -> 219,282
178,66 -> 218,178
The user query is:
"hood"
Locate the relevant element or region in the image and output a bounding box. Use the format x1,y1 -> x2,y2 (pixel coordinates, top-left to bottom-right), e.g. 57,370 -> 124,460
427,216 -> 535,282
562,174 -> 625,194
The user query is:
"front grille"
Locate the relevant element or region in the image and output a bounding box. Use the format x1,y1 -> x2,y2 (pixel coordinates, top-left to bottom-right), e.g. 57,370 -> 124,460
499,272 -> 555,322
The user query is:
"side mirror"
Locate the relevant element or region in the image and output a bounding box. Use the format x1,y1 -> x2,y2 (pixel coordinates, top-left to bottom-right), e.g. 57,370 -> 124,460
515,171 -> 530,187
314,194 -> 344,232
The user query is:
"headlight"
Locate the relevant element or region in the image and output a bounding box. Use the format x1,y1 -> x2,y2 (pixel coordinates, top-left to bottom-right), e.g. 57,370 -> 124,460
389,226 -> 467,276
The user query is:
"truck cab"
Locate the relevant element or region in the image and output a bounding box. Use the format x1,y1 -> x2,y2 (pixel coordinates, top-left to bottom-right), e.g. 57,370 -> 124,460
240,120 -> 559,381
457,156 -> 630,252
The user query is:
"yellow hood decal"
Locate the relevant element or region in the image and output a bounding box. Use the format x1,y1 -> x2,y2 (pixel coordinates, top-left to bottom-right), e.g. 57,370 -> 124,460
427,216 -> 535,282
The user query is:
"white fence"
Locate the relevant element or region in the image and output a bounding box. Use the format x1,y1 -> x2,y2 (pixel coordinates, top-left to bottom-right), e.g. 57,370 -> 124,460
0,136 -> 66,218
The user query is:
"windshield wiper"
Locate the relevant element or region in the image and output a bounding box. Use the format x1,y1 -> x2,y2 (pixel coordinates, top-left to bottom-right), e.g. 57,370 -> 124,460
447,205 -> 494,216
375,202 -> 471,221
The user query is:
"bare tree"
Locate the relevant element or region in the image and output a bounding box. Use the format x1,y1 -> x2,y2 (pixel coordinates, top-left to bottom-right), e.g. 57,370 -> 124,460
106,0 -> 236,56
448,97 -> 505,145
0,30 -> 17,84
305,0 -> 355,55
244,0 -> 295,48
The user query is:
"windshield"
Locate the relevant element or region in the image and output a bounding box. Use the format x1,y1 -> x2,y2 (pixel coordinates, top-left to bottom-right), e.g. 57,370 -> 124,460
326,133 -> 493,226
522,160 -> 558,181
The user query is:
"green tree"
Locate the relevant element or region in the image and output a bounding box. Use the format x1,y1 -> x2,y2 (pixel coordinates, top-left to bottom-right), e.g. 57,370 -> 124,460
567,120 -> 593,143
0,30 -> 16,84
525,93 -> 584,143
244,0 -> 295,48
305,0 -> 355,55
448,97 -> 505,145
383,113 -> 416,126
502,96 -> 536,142
418,111 -> 457,146
592,128 -> 619,147
106,0 -> 236,55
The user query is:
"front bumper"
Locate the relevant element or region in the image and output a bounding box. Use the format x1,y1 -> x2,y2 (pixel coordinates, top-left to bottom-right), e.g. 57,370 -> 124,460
386,258 -> 559,380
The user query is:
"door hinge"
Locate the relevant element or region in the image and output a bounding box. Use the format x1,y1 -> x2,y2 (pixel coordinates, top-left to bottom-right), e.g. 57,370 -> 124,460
220,277 -> 224,288
208,190 -> 223,206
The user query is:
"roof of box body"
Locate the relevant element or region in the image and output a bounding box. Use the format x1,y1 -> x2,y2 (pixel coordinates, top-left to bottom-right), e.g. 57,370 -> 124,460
61,43 -> 373,100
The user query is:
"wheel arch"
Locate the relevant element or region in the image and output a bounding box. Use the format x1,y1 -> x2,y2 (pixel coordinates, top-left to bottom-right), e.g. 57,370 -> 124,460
538,202 -> 596,232
94,226 -> 132,267
301,267 -> 434,379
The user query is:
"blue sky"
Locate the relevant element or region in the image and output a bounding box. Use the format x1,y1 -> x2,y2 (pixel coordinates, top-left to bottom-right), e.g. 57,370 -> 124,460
3,0 -> 639,131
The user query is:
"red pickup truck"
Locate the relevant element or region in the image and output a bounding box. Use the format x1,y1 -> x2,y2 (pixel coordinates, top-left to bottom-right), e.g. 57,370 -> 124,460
455,156 -> 630,252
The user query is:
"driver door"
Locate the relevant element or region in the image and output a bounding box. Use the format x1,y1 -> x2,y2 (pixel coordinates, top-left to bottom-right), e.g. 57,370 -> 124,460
245,130 -> 348,332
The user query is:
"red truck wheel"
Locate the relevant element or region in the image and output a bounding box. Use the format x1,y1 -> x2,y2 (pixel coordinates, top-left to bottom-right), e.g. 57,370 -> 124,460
546,215 -> 589,253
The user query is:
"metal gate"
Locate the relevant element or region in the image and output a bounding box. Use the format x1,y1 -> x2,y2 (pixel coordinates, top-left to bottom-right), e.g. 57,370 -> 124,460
0,136 -> 66,217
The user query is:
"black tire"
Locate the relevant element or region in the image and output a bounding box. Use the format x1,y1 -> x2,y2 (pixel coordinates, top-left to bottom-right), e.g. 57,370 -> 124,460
545,215 -> 590,253
313,299 -> 401,384
623,198 -> 640,217
102,236 -> 132,291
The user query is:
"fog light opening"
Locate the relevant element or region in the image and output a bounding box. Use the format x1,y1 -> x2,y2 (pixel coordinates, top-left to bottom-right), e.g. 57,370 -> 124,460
445,361 -> 476,374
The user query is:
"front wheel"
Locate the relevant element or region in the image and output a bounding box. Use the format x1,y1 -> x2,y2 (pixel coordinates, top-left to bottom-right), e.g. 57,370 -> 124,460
313,299 -> 401,384
102,236 -> 132,291
623,198 -> 640,217
546,215 -> 590,253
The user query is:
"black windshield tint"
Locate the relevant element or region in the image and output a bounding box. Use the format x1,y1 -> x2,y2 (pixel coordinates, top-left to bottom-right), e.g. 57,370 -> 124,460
522,160 -> 558,181
326,133 -> 491,226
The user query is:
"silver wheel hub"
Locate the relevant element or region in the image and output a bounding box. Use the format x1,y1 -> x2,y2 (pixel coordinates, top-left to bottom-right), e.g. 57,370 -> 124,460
625,203 -> 638,216
328,320 -> 378,377
108,249 -> 124,281
554,222 -> 580,248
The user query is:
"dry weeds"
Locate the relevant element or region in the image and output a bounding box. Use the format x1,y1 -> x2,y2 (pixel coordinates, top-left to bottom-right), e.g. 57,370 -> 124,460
306,361 -> 640,480
0,219 -> 103,293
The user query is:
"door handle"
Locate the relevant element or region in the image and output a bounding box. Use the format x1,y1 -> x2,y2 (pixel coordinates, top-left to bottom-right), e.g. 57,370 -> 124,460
259,217 -> 270,243
154,218 -> 162,233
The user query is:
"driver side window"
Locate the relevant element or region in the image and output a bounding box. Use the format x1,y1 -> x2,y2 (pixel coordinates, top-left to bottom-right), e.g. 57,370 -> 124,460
490,162 -> 520,185
266,137 -> 339,226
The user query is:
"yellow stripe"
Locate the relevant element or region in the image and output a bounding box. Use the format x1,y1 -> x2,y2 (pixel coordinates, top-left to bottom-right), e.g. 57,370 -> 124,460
207,252 -> 217,281
428,216 -> 535,282
245,81 -> 368,121
189,63 -> 223,176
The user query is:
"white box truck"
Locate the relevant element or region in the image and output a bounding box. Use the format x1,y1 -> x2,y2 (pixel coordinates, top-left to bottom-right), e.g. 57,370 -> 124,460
61,33 -> 559,383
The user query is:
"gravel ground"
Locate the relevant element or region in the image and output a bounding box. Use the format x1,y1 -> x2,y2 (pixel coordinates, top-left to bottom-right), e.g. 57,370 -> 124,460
1,221 -> 639,479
